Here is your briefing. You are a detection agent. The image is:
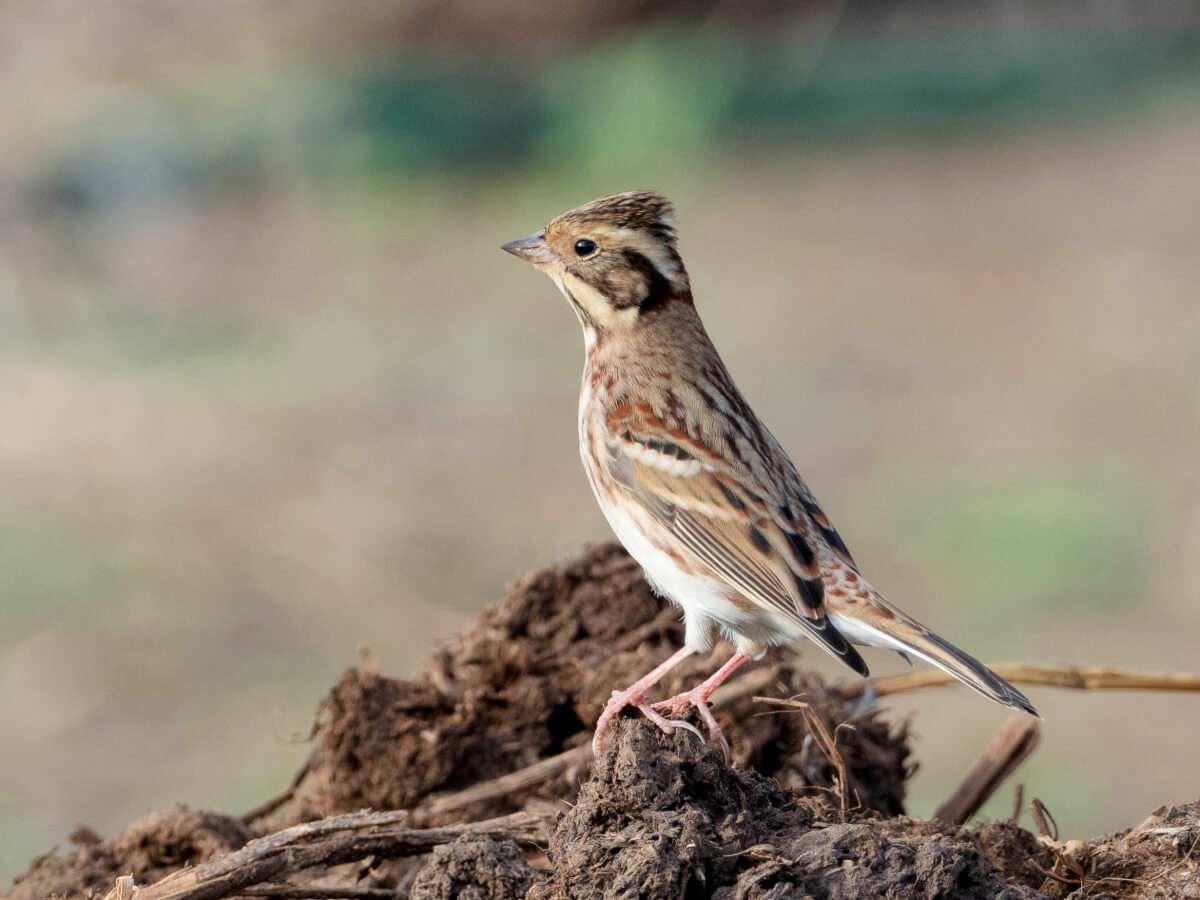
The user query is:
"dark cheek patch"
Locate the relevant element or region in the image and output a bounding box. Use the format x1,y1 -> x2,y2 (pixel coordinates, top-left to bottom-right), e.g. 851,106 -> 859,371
618,249 -> 670,310
572,249 -> 671,311
603,267 -> 648,309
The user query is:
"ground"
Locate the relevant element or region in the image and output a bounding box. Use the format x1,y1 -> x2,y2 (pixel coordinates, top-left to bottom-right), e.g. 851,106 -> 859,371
8,546 -> 1198,900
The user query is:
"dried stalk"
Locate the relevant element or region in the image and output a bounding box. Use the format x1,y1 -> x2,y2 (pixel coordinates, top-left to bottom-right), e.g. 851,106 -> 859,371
118,810 -> 551,900
933,713 -> 1041,826
753,696 -> 854,820
241,760 -> 311,826
416,748 -> 590,820
858,664 -> 1200,698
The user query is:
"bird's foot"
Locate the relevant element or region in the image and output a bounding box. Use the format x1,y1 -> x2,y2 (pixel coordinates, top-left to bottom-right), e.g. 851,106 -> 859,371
591,646 -> 699,757
651,685 -> 730,763
593,687 -> 704,756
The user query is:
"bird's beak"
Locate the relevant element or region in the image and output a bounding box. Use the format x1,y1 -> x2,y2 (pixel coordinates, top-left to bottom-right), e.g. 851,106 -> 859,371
501,230 -> 555,266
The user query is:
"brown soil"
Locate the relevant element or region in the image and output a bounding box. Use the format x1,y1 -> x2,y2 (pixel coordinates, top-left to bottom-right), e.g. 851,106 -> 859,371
10,810 -> 252,900
281,543 -> 910,828
7,544 -> 1198,900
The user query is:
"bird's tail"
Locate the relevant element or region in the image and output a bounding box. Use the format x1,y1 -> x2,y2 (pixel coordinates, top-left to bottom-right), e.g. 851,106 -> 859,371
903,627 -> 1039,716
830,608 -> 1039,716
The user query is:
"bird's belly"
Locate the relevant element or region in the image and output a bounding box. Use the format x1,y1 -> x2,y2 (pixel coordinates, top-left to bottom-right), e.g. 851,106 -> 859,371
595,496 -> 793,651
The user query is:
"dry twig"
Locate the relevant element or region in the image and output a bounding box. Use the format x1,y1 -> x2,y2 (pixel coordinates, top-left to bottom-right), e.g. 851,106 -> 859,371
241,760 -> 311,826
118,809 -> 551,900
1031,797 -> 1059,842
753,696 -> 854,820
856,664 -> 1200,698
1008,782 -> 1025,824
416,749 -> 590,820
933,713 -> 1040,826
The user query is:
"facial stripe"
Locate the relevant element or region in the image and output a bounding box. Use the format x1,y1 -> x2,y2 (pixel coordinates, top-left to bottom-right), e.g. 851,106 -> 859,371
619,249 -> 671,311
562,284 -> 598,332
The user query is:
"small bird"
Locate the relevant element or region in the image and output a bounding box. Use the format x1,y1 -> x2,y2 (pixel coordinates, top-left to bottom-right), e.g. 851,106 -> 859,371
502,191 -> 1037,757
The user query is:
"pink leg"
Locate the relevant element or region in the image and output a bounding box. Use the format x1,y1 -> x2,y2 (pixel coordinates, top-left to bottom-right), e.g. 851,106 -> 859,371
592,645 -> 695,756
652,651 -> 750,760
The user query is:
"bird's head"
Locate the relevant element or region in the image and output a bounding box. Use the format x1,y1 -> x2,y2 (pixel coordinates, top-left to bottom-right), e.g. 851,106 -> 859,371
502,190 -> 692,342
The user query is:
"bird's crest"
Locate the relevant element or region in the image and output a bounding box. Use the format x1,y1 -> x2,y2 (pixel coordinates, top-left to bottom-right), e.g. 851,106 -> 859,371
551,191 -> 677,248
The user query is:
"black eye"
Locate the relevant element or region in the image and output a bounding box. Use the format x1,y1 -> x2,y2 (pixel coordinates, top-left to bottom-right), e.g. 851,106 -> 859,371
574,239 -> 597,257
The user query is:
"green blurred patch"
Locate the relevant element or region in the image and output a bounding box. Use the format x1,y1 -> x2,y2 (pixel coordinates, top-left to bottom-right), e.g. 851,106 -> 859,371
337,66 -> 546,174
897,468 -> 1148,635
0,513 -> 125,640
532,34 -> 741,176
31,26 -> 1200,216
731,26 -> 1200,138
0,791 -> 56,892
906,741 -> 1111,835
973,753 -> 1110,833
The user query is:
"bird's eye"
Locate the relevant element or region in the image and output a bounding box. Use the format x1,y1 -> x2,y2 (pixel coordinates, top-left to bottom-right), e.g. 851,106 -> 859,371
574,239 -> 597,257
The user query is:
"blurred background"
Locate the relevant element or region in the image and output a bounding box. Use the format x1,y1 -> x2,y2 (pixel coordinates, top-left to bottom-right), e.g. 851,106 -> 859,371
2,0 -> 1199,883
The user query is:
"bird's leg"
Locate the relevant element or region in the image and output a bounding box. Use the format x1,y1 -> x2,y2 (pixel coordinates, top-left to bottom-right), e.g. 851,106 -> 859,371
651,650 -> 750,760
593,645 -> 696,756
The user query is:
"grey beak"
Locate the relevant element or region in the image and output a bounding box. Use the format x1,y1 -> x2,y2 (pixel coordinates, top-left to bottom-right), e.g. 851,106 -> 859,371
501,230 -> 555,265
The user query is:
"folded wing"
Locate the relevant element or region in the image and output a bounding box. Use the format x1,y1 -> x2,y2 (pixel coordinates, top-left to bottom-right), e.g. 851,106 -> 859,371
604,402 -> 868,676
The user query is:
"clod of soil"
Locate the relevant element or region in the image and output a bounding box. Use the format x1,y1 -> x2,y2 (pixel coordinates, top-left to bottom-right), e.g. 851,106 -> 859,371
1035,801 -> 1200,900
410,840 -> 545,900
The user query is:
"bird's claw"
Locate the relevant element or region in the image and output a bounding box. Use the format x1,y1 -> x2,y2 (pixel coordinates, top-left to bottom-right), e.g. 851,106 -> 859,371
642,703 -> 723,761
592,689 -> 728,762
651,690 -> 731,763
659,715 -> 706,746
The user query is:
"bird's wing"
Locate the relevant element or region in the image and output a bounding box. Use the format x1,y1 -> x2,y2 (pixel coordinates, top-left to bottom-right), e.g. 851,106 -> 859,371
790,480 -> 858,569
603,401 -> 867,676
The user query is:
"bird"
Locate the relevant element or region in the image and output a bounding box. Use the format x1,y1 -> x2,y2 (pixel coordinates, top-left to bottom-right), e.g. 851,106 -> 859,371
501,190 -> 1038,758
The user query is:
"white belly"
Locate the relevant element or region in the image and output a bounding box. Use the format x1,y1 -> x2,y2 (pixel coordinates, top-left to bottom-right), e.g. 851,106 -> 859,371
597,492 -> 803,655
606,500 -> 724,630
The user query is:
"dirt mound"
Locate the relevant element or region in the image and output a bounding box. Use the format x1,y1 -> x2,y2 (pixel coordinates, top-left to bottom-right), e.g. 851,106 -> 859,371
1034,802 -> 1200,899
8,809 -> 250,900
6,544 -> 1199,900
531,719 -> 1042,900
280,543 -> 910,826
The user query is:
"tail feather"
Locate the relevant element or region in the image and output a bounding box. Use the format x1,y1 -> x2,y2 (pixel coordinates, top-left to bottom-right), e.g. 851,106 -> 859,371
828,610 -> 1038,716
906,629 -> 1039,717
800,614 -> 871,678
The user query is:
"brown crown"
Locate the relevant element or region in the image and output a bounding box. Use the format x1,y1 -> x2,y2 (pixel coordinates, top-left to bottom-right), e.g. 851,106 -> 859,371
551,190 -> 677,245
